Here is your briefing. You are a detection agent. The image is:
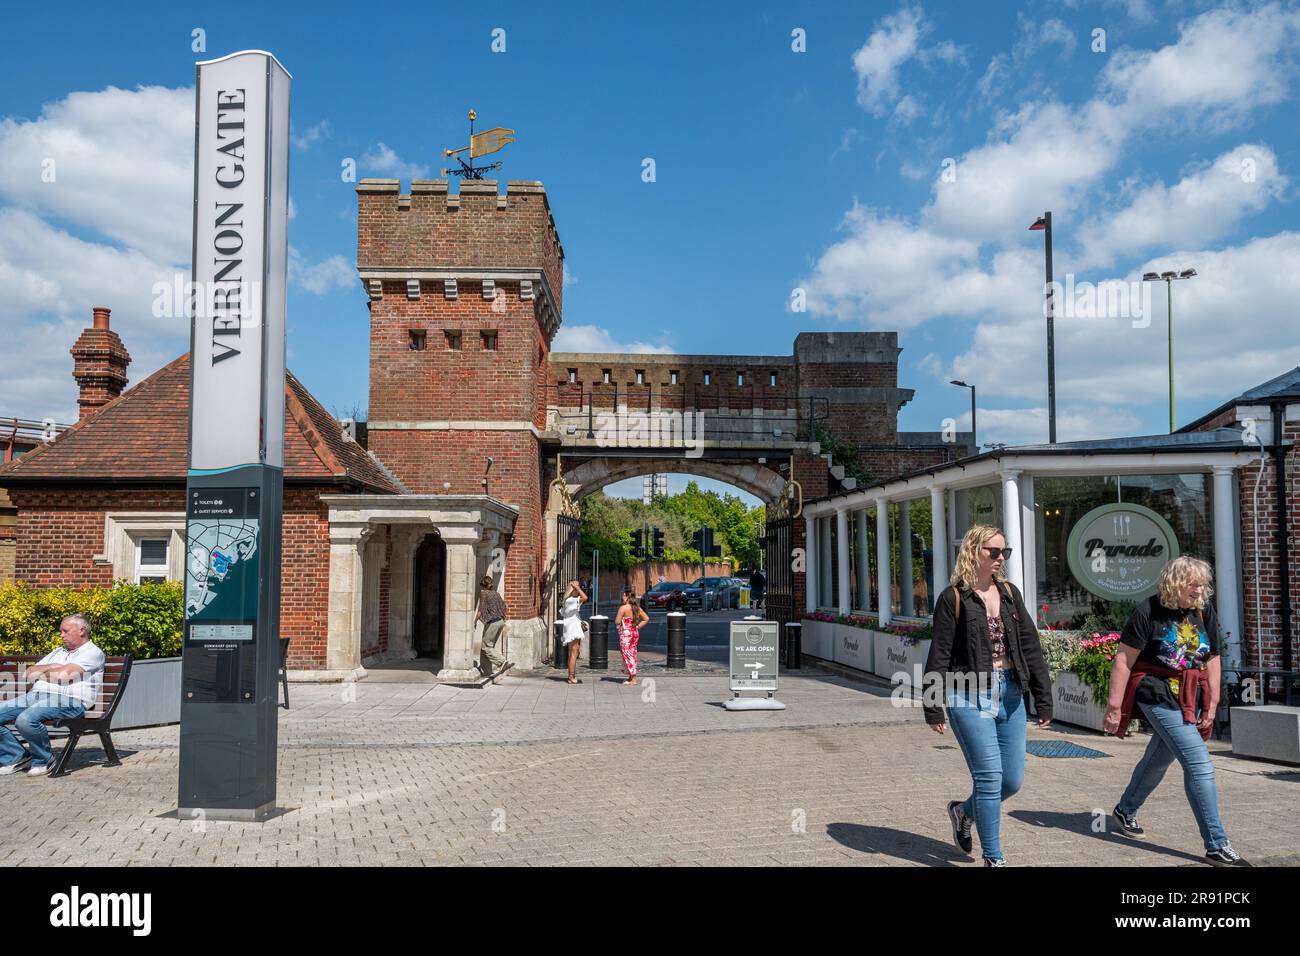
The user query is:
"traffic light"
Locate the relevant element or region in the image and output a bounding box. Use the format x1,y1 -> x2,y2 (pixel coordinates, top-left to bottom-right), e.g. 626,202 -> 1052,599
691,527 -> 704,554
652,527 -> 665,560
692,525 -> 720,559
631,527 -> 644,559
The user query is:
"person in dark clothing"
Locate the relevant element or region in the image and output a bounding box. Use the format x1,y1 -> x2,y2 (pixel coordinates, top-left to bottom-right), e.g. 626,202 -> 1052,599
475,575 -> 510,682
748,568 -> 766,610
925,524 -> 1053,866
1105,556 -> 1248,867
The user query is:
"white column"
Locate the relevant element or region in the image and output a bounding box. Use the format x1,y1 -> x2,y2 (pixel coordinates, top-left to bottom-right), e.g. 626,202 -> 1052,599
899,501 -> 913,616
947,488 -> 958,567
438,534 -> 482,680
326,526 -> 369,675
930,486 -> 948,606
1019,475 -> 1038,620
836,507 -> 851,615
876,500 -> 892,627
804,514 -> 818,614
819,516 -> 834,608
1000,470 -> 1024,591
855,507 -> 871,611
1212,465 -> 1243,666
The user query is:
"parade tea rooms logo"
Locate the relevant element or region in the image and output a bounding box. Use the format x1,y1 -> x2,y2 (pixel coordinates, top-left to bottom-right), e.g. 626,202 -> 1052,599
49,886 -> 151,936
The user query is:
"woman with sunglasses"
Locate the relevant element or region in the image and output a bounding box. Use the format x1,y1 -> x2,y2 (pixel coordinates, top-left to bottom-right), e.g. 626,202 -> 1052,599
925,524 -> 1054,866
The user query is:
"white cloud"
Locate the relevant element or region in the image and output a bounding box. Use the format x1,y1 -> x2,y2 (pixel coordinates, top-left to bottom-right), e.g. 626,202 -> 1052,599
361,142 -> 431,179
852,6 -> 929,117
562,265 -> 577,287
551,324 -> 674,354
832,128 -> 864,159
967,405 -> 1146,447
804,3 -> 1300,327
1076,144 -> 1287,269
939,233 -> 1300,437
288,247 -> 354,295
291,120 -> 332,150
0,85 -> 193,263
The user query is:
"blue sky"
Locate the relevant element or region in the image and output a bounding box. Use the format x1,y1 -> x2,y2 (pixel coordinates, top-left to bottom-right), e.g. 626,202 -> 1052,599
2,1 -> 1298,506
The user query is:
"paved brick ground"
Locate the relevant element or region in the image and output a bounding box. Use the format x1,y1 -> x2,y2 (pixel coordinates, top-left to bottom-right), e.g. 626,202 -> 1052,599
2,661 -> 1297,866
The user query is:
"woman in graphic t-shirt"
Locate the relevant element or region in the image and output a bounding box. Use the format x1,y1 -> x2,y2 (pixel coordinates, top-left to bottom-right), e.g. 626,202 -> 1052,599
1104,556 -> 1249,867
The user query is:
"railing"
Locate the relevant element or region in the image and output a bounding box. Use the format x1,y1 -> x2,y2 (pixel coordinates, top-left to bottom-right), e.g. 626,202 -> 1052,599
540,383 -> 827,443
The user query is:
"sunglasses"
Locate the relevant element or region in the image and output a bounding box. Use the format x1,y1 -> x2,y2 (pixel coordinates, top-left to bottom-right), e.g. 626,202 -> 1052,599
982,547 -> 1013,560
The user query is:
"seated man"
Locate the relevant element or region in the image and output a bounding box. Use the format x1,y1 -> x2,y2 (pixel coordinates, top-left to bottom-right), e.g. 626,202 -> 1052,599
0,613 -> 105,776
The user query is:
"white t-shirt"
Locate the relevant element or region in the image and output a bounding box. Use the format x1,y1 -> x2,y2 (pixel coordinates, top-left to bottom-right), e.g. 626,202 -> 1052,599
32,641 -> 106,708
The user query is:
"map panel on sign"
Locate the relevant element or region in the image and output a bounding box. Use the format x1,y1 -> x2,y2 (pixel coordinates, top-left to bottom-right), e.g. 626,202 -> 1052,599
185,488 -> 261,630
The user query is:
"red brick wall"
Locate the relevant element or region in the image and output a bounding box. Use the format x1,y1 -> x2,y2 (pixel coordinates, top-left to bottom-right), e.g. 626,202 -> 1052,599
1234,421 -> 1300,680
357,180 -> 564,314
9,484 -> 335,670
367,280 -> 547,425
797,362 -> 897,389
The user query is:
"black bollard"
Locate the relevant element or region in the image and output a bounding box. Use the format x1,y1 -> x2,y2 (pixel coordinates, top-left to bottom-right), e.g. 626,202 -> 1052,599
785,621 -> 802,670
554,621 -> 567,671
666,611 -> 687,669
588,615 -> 609,670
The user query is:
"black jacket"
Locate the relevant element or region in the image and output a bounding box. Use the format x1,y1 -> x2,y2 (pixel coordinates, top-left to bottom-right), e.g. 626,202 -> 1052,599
922,580 -> 1054,726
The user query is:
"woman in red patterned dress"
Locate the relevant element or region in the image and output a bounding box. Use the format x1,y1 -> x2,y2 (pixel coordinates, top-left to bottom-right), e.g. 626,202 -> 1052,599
615,588 -> 649,686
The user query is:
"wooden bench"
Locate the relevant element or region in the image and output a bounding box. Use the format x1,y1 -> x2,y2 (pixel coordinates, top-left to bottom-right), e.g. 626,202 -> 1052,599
0,654 -> 133,777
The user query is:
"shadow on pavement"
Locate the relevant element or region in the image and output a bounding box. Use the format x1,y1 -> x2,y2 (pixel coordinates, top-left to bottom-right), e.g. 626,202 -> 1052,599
1007,809 -> 1205,864
826,822 -> 968,867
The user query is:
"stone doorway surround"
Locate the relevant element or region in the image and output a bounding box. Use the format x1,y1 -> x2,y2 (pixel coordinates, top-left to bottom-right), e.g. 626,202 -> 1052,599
315,495 -> 520,683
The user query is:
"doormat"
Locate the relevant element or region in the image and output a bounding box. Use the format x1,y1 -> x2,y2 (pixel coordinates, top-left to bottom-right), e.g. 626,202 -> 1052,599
1026,740 -> 1110,759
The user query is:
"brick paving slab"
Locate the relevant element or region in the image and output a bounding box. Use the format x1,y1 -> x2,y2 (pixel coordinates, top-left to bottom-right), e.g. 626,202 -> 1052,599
1,667 -> 1296,866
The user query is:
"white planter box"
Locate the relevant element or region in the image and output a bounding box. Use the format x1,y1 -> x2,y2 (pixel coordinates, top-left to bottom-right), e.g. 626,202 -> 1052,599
800,619 -> 834,660
873,633 -> 932,697
1051,670 -> 1106,731
113,656 -> 182,730
831,623 -> 874,673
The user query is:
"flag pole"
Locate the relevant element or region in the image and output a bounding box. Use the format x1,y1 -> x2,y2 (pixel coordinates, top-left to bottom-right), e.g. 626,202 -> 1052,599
1044,211 -> 1056,444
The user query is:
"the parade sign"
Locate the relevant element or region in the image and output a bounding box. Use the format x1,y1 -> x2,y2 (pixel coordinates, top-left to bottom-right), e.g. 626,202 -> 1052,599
1066,502 -> 1180,601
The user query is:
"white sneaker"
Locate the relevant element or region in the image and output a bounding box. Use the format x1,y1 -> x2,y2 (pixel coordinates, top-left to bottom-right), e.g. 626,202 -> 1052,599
0,759 -> 32,776
27,763 -> 51,777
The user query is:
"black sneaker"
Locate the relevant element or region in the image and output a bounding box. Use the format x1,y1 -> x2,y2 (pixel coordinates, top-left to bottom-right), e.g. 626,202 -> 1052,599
1112,806 -> 1145,838
1205,844 -> 1251,867
983,857 -> 1007,867
947,800 -> 972,854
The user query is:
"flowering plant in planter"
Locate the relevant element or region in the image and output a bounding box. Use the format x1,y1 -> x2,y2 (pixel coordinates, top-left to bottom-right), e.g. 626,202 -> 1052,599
885,621 -> 932,645
1070,632 -> 1121,706
806,610 -> 838,623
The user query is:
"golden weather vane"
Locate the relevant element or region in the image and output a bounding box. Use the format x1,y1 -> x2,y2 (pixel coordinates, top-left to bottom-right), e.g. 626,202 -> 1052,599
441,108 -> 516,180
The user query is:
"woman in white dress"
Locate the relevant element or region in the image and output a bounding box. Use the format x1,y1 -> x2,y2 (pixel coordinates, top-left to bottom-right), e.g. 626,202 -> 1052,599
561,579 -> 588,684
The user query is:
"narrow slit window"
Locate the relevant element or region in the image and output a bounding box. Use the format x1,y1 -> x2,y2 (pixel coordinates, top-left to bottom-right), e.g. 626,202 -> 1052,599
602,369 -> 611,384
480,331 -> 498,351
568,368 -> 577,383
769,372 -> 778,387
670,370 -> 679,385
703,371 -> 712,385
737,372 -> 745,386
408,329 -> 427,351
445,330 -> 462,351
635,369 -> 645,385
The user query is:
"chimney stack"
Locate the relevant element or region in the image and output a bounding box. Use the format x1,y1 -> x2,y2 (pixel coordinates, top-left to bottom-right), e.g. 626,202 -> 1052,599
71,306 -> 131,420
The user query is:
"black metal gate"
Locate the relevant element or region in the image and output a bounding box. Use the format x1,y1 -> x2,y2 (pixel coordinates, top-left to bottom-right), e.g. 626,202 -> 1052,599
555,512 -> 582,619
763,515 -> 794,631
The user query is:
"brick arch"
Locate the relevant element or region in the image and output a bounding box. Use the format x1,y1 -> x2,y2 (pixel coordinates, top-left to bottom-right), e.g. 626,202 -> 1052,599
560,456 -> 787,504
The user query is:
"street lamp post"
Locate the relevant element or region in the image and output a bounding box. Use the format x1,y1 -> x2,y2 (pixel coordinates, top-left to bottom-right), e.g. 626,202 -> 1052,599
1029,213 -> 1056,443
950,380 -> 976,453
1142,268 -> 1197,432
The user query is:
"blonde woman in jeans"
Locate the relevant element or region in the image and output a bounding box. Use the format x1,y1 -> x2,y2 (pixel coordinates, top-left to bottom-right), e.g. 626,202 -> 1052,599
925,525 -> 1054,866
1105,556 -> 1248,867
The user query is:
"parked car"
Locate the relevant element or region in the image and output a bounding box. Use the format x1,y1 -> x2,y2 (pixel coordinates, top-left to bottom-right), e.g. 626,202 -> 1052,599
681,578 -> 720,611
641,581 -> 688,610
707,576 -> 740,609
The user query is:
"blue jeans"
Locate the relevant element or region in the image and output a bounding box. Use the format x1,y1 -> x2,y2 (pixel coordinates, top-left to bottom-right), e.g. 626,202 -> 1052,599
1117,701 -> 1228,852
0,692 -> 86,766
945,669 -> 1026,863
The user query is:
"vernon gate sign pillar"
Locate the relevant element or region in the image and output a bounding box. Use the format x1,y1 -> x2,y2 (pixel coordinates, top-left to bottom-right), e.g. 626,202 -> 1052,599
179,50 -> 291,821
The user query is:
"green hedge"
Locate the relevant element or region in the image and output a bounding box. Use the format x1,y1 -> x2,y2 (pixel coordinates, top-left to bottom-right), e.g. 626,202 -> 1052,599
0,581 -> 183,660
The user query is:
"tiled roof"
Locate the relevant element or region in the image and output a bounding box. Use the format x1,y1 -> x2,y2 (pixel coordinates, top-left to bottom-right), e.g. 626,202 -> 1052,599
0,354 -> 399,493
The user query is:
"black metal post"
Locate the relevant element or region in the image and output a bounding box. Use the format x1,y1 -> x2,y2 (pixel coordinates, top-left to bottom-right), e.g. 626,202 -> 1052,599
970,384 -> 977,451
1044,210 -> 1057,444
588,615 -> 609,670
554,621 -> 567,671
785,621 -> 802,670
666,612 -> 686,668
